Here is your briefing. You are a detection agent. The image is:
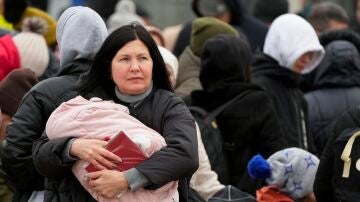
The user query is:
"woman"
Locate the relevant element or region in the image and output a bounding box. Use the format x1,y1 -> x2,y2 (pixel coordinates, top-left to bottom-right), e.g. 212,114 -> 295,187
189,34 -> 287,195
32,23 -> 198,201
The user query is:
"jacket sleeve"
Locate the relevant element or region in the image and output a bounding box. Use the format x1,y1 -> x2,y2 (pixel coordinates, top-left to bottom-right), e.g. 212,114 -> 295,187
32,134 -> 75,179
136,95 -> 199,188
1,91 -> 56,191
254,92 -> 288,157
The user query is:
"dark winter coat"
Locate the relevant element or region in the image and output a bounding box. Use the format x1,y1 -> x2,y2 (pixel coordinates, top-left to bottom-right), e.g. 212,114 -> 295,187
314,106 -> 360,202
1,60 -> 91,201
251,53 -> 316,153
305,33 -> 360,154
32,87 -> 199,202
190,35 -> 286,195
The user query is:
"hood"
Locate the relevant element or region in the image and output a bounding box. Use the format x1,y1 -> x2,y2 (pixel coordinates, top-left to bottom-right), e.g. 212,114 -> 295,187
192,0 -> 244,24
56,6 -> 108,67
200,35 -> 251,91
263,14 -> 324,74
312,40 -> 360,89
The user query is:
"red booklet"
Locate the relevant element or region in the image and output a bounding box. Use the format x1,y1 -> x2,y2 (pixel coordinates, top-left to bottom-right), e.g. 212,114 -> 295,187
85,131 -> 147,173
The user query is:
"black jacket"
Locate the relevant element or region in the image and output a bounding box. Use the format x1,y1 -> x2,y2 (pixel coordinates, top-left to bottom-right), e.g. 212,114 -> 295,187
314,107 -> 360,202
305,33 -> 360,154
32,87 -> 198,202
1,60 -> 91,201
251,53 -> 316,153
190,35 -> 286,195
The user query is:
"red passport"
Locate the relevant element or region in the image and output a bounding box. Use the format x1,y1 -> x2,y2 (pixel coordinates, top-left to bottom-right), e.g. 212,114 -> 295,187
85,131 -> 147,173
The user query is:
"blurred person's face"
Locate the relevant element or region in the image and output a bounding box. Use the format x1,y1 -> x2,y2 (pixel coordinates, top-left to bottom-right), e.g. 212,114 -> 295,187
150,34 -> 163,46
292,52 -> 315,74
215,12 -> 232,23
328,20 -> 348,31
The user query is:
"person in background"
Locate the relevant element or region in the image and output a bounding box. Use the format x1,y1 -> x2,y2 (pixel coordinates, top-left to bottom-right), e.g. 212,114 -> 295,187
248,147 -> 319,202
0,17 -> 49,81
314,107 -> 360,201
175,17 -> 239,98
3,0 -> 57,47
251,14 -> 325,154
32,23 -> 198,201
146,25 -> 165,47
173,0 -> 268,57
159,46 -> 178,88
1,6 -> 108,201
305,30 -> 360,155
107,0 -> 144,33
250,0 -> 289,27
307,2 -> 349,35
0,68 -> 39,202
190,34 -> 286,195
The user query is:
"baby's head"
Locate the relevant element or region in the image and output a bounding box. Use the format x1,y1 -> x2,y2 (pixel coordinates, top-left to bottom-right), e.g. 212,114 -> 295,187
248,147 -> 319,200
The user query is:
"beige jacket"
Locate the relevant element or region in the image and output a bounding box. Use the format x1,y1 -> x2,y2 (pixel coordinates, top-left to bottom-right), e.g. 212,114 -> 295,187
190,123 -> 225,201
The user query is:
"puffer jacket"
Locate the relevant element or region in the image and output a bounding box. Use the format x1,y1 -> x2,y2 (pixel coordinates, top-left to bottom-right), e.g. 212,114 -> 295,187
1,60 -> 92,201
305,30 -> 360,154
1,6 -> 108,201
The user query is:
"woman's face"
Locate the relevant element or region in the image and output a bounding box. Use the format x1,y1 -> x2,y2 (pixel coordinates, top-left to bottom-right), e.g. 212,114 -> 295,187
111,39 -> 153,95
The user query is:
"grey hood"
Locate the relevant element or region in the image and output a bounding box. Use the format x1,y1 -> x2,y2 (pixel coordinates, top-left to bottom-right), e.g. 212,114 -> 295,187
56,6 -> 108,67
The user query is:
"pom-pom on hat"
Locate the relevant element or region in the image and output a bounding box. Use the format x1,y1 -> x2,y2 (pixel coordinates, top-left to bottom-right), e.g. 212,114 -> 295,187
13,17 -> 49,78
247,147 -> 319,200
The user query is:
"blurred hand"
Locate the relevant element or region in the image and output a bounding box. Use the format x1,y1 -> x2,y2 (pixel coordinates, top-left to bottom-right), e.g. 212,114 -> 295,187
70,138 -> 122,170
87,170 -> 129,198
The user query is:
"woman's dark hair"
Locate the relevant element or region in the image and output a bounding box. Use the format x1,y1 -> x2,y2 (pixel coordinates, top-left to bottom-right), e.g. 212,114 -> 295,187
79,22 -> 173,96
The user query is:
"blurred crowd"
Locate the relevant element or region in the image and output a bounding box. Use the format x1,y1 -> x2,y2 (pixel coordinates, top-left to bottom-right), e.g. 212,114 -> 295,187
0,0 -> 360,202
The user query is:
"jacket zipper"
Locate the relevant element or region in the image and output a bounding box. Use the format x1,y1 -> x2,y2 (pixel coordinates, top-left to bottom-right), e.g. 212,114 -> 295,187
291,92 -> 308,150
300,109 -> 308,150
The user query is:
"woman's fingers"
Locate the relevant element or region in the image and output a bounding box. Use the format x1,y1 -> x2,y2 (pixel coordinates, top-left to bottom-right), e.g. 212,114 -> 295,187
93,151 -> 117,170
98,147 -> 122,163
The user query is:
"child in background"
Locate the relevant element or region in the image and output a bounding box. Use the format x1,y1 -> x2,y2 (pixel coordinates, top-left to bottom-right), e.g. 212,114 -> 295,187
247,147 -> 319,202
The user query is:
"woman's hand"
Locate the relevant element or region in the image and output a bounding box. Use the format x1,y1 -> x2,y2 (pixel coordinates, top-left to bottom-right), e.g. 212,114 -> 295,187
87,170 -> 130,198
70,139 -> 122,170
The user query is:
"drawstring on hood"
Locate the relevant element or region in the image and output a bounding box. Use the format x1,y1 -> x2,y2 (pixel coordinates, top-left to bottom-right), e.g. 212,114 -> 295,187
263,14 -> 324,74
56,6 -> 108,67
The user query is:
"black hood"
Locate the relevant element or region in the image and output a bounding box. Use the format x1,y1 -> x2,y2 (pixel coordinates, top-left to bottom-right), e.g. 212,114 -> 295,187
192,0 -> 245,24
199,34 -> 251,92
251,53 -> 302,88
312,30 -> 360,89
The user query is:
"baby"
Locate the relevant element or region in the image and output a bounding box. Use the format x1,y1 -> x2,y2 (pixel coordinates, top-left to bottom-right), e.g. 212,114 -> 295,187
46,96 -> 178,202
